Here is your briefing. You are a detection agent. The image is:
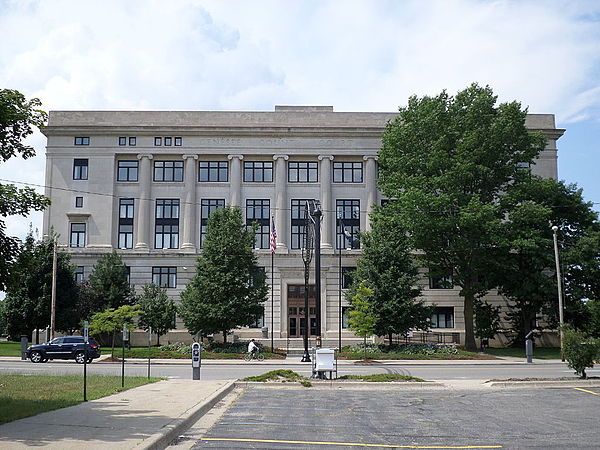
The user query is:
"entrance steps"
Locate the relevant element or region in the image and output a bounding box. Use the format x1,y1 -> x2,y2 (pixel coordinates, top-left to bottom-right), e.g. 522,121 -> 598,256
261,338 -> 368,353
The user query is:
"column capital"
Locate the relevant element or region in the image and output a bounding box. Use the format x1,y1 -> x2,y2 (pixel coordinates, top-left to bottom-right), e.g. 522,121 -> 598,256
273,154 -> 289,161
182,154 -> 198,160
318,155 -> 334,161
363,155 -> 378,161
227,154 -> 244,160
137,154 -> 153,160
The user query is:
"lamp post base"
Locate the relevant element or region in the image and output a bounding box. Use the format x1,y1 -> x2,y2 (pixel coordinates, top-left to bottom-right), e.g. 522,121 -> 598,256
301,350 -> 311,362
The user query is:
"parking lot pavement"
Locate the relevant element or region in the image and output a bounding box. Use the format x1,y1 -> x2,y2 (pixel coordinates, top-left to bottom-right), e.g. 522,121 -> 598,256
187,386 -> 600,449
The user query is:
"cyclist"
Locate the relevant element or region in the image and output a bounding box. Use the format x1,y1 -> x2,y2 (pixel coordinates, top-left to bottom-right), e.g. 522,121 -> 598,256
247,339 -> 259,357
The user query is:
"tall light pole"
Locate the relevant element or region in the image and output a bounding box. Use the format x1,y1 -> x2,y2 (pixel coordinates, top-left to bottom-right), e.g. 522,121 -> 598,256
50,236 -> 58,339
551,225 -> 564,359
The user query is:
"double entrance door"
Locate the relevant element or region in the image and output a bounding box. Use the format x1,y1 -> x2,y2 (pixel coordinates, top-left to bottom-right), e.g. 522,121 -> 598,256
287,284 -> 317,338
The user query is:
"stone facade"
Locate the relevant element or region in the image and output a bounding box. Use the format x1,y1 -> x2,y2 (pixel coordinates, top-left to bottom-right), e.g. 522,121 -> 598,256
42,106 -> 564,346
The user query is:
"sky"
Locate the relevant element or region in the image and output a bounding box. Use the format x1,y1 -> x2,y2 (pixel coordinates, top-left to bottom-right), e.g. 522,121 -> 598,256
1,0 -> 600,242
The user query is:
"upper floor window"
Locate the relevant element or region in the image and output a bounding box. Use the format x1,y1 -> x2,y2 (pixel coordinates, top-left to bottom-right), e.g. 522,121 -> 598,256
288,161 -> 318,183
70,223 -> 86,248
174,137 -> 182,146
246,199 -> 270,249
336,199 -> 360,249
74,137 -> 89,146
74,266 -> 84,283
73,159 -> 88,180
199,161 -> 228,182
429,270 -> 453,289
341,267 -> 355,289
154,137 -> 162,146
290,199 -> 309,250
200,199 -> 225,247
154,137 -> 182,146
117,161 -> 139,181
75,197 -> 83,208
155,199 -> 179,249
118,137 -> 136,146
431,307 -> 454,328
154,161 -> 183,182
244,161 -> 273,182
333,162 -> 363,183
152,266 -> 177,288
118,198 -> 134,249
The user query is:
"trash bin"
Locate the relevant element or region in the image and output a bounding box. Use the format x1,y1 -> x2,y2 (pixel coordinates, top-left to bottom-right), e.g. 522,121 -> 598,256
261,327 -> 268,339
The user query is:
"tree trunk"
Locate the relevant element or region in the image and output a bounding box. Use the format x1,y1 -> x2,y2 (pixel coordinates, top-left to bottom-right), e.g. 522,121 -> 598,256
157,333 -> 160,346
388,333 -> 393,347
111,330 -> 116,358
223,331 -> 227,343
363,336 -> 367,361
463,293 -> 477,352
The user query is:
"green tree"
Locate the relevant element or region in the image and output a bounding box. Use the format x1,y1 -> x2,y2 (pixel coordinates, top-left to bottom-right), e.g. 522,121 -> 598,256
137,283 -> 176,346
179,207 -> 267,342
0,89 -> 50,291
474,299 -> 502,351
89,304 -> 140,357
585,299 -> 600,338
348,282 -> 377,360
3,233 -> 79,340
0,299 -> 7,336
87,252 -> 133,311
378,83 -> 546,351
347,213 -> 432,344
562,325 -> 600,379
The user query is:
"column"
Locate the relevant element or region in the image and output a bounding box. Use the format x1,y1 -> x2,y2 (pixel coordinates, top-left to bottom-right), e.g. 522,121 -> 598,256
364,155 -> 378,231
318,155 -> 334,249
273,154 -> 289,251
135,154 -> 153,250
228,154 -> 244,206
181,154 -> 198,251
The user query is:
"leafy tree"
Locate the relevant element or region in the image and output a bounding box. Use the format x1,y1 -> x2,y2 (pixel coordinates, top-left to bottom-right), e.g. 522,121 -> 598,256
179,207 -> 267,342
562,325 -> 600,379
347,213 -> 432,344
378,83 -> 546,351
87,252 -> 133,311
0,89 -> 50,290
89,304 -> 140,357
496,178 -> 599,344
585,299 -> 600,338
0,299 -> 7,336
3,233 -> 79,340
137,283 -> 176,346
76,280 -> 105,322
474,299 -> 502,351
348,282 -> 377,360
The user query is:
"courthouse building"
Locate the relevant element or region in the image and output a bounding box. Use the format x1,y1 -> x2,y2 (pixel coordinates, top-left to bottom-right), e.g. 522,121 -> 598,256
41,106 -> 564,346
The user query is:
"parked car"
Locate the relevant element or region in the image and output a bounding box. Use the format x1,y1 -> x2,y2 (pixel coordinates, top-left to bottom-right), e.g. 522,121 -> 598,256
27,336 -> 101,364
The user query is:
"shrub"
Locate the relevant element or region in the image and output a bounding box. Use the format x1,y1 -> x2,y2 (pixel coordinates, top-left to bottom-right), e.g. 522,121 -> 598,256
563,326 -> 600,379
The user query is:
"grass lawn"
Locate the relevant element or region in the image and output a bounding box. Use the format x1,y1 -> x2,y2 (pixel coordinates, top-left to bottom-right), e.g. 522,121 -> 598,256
101,346 -> 285,360
0,341 -> 27,357
338,350 -> 498,360
485,347 -> 561,359
339,374 -> 426,382
0,374 -> 161,424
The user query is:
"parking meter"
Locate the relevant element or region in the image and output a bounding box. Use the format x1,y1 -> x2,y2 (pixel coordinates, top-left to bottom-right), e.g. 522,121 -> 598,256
192,342 -> 201,380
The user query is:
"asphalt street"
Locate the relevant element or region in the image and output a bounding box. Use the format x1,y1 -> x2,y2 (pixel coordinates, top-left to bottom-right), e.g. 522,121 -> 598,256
187,387 -> 600,449
1,358 -> 597,381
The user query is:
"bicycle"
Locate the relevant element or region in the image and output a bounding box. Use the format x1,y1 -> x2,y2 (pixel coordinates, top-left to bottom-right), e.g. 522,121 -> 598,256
243,350 -> 265,362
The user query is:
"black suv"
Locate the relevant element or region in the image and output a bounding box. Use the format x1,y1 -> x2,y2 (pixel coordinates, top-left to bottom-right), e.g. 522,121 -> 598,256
27,336 -> 101,364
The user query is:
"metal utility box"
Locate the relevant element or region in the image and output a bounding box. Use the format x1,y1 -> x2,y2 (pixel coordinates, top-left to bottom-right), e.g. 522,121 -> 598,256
312,348 -> 337,379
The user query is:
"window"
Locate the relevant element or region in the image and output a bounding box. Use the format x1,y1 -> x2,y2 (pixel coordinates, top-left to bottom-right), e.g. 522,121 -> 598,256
124,266 -> 131,285
70,223 -> 86,247
152,267 -> 177,288
75,197 -> 83,208
429,270 -> 453,289
154,161 -> 183,182
288,161 -> 318,183
336,199 -> 360,249
200,199 -> 225,247
117,161 -> 138,181
199,161 -> 228,182
164,137 -> 172,146
155,136 -> 181,146
154,137 -> 162,146
74,137 -> 89,146
244,161 -> 273,182
119,137 -> 126,146
246,199 -> 270,249
333,162 -> 363,183
431,307 -> 454,328
129,137 -> 136,146
155,199 -> 179,249
291,199 -> 309,249
118,198 -> 134,249
75,266 -> 84,283
250,307 -> 265,328
342,306 -> 350,329
174,137 -> 182,146
73,159 -> 88,180
341,267 -> 355,289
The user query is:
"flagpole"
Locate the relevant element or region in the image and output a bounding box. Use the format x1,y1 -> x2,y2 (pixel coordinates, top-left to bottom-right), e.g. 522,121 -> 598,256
271,250 -> 274,352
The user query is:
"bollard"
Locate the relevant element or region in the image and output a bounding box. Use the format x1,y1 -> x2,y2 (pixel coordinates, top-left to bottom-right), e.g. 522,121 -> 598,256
20,335 -> 28,360
192,342 -> 201,380
525,331 -> 534,363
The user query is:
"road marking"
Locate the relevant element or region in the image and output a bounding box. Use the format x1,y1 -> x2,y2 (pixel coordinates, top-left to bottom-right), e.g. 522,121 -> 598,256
201,437 -> 502,448
573,387 -> 600,396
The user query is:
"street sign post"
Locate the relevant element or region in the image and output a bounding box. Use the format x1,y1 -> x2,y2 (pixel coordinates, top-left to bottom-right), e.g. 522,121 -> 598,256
83,320 -> 89,401
192,342 -> 201,380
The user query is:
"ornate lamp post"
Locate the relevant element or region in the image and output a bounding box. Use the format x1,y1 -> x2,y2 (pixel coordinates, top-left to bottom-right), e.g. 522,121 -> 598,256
301,202 -> 313,362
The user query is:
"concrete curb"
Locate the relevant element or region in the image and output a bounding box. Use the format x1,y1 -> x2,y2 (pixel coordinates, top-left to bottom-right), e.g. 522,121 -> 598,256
234,380 -> 445,390
486,380 -> 600,389
139,380 -> 236,450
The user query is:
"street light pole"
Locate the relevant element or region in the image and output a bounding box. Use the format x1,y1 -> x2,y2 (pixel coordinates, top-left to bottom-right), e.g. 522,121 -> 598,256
338,235 -> 342,352
551,225 -> 565,359
50,236 -> 58,339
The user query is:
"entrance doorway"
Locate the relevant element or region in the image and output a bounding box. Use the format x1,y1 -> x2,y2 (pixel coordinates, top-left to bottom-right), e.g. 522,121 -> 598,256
287,284 -> 317,337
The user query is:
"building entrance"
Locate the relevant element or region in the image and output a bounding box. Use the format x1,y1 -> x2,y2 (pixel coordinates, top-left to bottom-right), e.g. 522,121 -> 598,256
287,284 -> 317,338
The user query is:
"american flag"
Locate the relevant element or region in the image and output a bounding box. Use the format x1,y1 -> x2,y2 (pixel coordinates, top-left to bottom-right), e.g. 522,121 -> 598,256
270,216 -> 277,254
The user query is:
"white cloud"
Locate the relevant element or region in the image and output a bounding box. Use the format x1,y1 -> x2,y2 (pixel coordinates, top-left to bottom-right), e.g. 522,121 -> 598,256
1,0 -> 600,239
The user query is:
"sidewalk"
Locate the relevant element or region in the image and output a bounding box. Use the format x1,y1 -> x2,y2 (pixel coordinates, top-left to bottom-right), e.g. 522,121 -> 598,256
0,379 -> 235,450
